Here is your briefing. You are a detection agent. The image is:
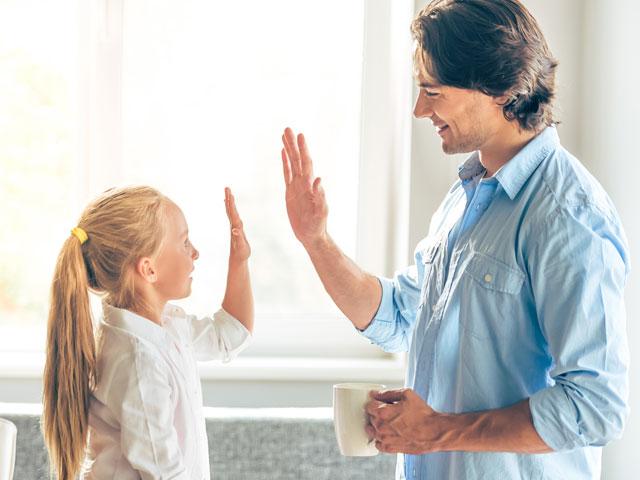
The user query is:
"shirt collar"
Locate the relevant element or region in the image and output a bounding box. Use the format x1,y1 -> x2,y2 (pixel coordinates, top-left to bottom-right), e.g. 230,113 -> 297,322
458,125 -> 559,200
101,302 -> 172,348
458,151 -> 485,182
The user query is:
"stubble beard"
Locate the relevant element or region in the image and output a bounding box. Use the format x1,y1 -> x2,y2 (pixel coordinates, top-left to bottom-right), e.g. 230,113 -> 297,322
441,127 -> 486,155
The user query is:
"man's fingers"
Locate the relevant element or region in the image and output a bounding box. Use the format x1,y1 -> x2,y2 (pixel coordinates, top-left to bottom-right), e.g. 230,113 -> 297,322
369,414 -> 387,433
365,424 -> 376,438
366,399 -> 401,423
377,439 -> 425,455
375,440 -> 409,454
298,133 -> 314,177
370,388 -> 407,404
283,128 -> 302,176
365,399 -> 385,416
281,148 -> 292,185
312,176 -> 323,195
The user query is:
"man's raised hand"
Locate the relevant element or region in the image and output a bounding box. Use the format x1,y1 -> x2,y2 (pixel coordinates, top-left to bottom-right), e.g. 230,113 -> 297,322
281,127 -> 329,248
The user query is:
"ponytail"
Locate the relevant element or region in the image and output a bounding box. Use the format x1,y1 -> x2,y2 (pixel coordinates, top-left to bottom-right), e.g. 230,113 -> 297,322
41,185 -> 168,479
43,235 -> 96,480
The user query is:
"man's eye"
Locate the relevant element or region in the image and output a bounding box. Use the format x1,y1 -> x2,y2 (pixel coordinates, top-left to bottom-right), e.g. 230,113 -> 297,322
424,89 -> 439,97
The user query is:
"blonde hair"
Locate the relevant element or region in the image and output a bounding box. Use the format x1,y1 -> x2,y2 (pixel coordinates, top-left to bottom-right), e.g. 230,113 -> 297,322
42,186 -> 169,480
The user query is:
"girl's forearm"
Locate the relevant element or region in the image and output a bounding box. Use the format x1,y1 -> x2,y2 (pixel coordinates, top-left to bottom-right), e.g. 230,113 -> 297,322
221,259 -> 254,333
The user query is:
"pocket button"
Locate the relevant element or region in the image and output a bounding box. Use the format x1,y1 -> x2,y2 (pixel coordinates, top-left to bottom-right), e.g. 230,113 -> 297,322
484,273 -> 493,283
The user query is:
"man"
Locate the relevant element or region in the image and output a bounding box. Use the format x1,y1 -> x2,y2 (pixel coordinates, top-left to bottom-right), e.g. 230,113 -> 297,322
280,0 -> 629,478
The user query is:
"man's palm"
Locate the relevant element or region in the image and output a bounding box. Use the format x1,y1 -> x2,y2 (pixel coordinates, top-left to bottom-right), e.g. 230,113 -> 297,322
281,128 -> 328,246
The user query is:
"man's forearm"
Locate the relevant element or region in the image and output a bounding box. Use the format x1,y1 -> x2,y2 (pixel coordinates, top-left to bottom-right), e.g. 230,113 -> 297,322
432,399 -> 552,454
304,233 -> 381,330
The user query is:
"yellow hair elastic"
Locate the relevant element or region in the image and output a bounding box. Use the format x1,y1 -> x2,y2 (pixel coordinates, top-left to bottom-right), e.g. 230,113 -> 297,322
71,227 -> 89,245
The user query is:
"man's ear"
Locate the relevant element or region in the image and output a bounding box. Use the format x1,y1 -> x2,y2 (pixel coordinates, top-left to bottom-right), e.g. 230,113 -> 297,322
494,94 -> 510,106
135,257 -> 158,283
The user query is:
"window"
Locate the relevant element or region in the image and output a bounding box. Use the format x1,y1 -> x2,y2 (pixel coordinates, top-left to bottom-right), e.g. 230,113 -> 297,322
118,0 -> 368,357
1,0 -> 414,363
0,0 -> 79,354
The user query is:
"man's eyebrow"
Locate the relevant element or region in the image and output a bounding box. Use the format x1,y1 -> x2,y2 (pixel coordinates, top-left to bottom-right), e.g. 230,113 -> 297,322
418,81 -> 440,89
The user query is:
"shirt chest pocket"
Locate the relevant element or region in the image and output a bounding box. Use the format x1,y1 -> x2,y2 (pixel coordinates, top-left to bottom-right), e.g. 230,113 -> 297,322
417,241 -> 441,311
459,251 -> 526,339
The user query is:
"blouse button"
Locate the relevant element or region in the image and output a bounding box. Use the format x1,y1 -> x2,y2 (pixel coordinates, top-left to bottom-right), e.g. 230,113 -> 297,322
484,273 -> 493,283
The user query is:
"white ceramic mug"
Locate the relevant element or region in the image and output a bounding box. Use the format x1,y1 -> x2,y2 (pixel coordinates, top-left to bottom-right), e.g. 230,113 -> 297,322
0,418 -> 17,480
333,382 -> 386,456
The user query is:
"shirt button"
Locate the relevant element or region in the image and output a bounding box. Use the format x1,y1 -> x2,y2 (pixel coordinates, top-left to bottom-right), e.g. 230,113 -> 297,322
484,273 -> 493,283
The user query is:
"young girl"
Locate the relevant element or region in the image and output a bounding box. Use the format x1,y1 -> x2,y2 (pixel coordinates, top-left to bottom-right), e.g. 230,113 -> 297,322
42,185 -> 253,480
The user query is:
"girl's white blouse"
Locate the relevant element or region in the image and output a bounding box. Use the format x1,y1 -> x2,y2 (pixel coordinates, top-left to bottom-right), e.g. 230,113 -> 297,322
82,303 -> 251,480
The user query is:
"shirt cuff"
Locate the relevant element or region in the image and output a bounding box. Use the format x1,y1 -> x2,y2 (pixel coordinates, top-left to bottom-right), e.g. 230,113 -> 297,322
213,308 -> 252,363
359,276 -> 396,343
529,386 -> 582,452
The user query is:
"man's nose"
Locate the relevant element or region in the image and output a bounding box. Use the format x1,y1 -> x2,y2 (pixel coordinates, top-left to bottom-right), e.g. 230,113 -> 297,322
192,247 -> 199,260
413,92 -> 433,119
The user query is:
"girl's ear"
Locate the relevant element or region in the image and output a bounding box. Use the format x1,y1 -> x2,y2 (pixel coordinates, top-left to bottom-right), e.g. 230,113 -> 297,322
136,257 -> 157,283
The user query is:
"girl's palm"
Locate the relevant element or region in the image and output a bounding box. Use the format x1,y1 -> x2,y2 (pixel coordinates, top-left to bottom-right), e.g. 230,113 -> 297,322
224,187 -> 251,262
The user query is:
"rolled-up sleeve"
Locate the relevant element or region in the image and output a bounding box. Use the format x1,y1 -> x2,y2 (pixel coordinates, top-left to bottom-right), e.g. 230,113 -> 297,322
360,262 -> 422,353
187,308 -> 251,362
528,208 -> 630,451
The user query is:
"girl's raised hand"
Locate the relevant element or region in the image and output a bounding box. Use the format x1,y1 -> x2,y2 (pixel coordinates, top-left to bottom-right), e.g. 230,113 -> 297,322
224,187 -> 251,263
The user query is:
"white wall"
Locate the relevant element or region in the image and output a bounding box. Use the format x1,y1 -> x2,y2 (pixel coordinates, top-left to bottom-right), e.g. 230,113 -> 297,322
580,2 -> 640,478
409,1 -> 639,478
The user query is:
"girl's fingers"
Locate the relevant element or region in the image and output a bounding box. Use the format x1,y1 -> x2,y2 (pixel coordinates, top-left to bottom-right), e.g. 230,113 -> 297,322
224,188 -> 231,217
224,187 -> 243,227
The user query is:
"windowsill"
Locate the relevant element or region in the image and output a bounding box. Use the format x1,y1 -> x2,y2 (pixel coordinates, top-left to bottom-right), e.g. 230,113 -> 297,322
198,356 -> 405,382
0,351 -> 405,382
0,402 -> 334,420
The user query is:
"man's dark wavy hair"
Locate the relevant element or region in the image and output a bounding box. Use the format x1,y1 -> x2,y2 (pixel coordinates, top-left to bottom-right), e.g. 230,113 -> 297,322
411,0 -> 558,131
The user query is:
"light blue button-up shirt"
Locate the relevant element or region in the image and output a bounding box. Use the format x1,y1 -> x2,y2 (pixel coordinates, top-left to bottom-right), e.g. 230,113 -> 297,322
445,168 -> 499,279
362,126 -> 630,480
